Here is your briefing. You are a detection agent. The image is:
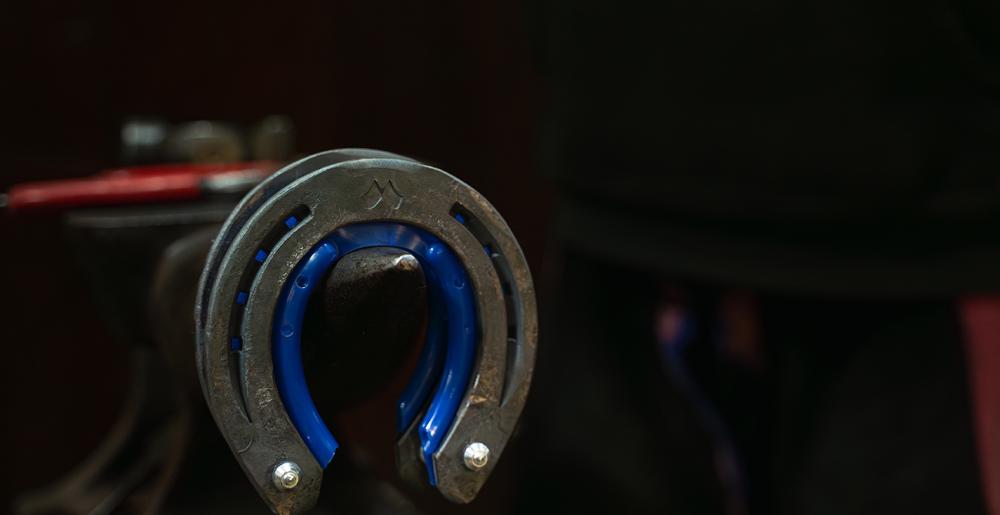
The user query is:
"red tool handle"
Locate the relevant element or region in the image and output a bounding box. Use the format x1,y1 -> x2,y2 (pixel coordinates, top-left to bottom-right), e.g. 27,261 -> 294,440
6,162 -> 279,213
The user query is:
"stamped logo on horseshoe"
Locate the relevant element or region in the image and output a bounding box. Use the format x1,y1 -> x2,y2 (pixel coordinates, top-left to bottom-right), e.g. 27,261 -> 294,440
362,179 -> 405,210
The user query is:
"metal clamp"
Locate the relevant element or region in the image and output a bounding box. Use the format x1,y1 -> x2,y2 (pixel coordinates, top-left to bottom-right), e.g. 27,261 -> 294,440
195,149 -> 537,514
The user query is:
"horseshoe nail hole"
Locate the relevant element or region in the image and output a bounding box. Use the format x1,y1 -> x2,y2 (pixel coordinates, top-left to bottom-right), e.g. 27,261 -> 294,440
450,202 -> 525,407
226,205 -> 312,424
296,276 -> 309,288
280,324 -> 295,337
453,276 -> 466,289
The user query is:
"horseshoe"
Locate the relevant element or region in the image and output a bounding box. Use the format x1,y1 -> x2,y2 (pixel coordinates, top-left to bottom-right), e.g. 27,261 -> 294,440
195,149 -> 537,514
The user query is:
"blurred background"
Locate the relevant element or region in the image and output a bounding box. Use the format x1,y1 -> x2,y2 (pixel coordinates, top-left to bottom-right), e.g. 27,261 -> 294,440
2,1 -> 999,514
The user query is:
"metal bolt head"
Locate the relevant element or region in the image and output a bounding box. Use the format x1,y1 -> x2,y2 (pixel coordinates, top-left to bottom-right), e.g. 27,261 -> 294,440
463,442 -> 490,471
273,461 -> 302,490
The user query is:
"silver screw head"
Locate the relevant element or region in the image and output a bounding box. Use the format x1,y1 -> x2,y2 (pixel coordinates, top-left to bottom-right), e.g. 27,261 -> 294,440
273,461 -> 302,490
463,442 -> 490,471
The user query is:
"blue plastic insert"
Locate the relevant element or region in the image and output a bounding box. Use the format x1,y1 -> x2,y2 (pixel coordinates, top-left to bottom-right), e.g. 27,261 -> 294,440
397,283 -> 447,433
271,222 -> 476,484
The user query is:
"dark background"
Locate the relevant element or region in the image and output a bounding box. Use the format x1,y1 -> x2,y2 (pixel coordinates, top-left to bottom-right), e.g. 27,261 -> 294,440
4,1 -> 999,514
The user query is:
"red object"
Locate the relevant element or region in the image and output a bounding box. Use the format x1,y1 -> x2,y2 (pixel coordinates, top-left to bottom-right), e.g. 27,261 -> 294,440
960,296 -> 1000,515
6,161 -> 279,213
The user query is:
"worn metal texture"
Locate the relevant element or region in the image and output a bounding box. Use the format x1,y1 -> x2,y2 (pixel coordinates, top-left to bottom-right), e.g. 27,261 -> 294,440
196,149 -> 537,513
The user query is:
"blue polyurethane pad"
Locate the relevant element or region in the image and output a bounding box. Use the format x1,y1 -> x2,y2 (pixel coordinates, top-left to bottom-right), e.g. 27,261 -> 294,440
397,285 -> 446,433
271,222 -> 476,484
